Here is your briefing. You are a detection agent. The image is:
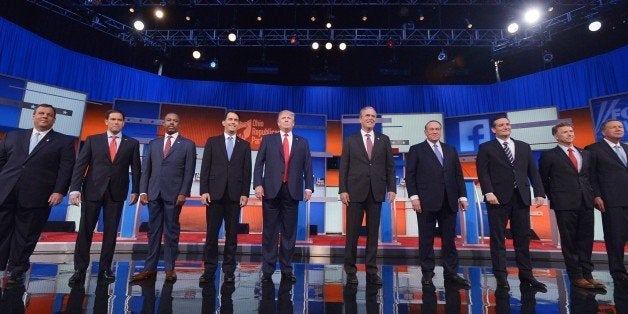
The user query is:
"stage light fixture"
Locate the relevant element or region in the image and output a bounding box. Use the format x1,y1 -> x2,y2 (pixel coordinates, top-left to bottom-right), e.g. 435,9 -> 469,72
361,10 -> 368,22
339,42 -> 347,51
290,36 -> 297,45
185,15 -> 191,21
524,8 -> 541,24
154,8 -> 164,19
133,20 -> 145,31
437,49 -> 447,61
542,50 -> 554,63
326,22 -> 332,29
418,9 -> 425,21
210,59 -> 218,69
507,22 -> 519,33
547,6 -> 554,12
588,20 -> 602,31
256,10 -> 263,22
386,39 -> 394,48
228,32 -> 237,42
129,7 -> 135,13
310,11 -> 317,22
312,42 -> 319,50
192,50 -> 201,59
325,42 -> 333,50
465,18 -> 473,29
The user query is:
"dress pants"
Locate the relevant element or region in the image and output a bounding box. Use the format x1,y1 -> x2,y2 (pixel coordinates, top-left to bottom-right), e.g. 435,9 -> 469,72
0,187 -> 52,274
601,205 -> 628,279
486,190 -> 533,280
344,189 -> 382,275
261,183 -> 298,276
73,188 -> 124,272
554,206 -> 594,280
145,196 -> 183,271
203,191 -> 241,275
417,196 -> 459,279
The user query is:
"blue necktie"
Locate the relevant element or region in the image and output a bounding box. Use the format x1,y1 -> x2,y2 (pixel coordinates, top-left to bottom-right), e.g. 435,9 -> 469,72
227,136 -> 234,160
615,145 -> 627,167
433,144 -> 444,166
29,132 -> 40,154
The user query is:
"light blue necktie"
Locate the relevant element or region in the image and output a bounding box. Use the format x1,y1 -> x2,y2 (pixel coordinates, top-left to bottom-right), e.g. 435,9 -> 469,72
433,143 -> 444,166
29,132 -> 40,154
227,136 -> 234,160
615,145 -> 627,167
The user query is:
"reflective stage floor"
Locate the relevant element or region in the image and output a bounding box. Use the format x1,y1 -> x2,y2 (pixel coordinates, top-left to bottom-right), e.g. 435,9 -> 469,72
0,255 -> 626,313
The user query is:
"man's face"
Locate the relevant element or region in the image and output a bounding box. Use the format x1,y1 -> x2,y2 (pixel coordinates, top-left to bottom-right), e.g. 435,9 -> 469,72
277,112 -> 295,132
163,113 -> 180,135
32,106 -> 56,131
424,122 -> 442,143
554,126 -> 575,146
491,118 -> 512,138
359,108 -> 377,131
602,121 -> 625,141
105,112 -> 125,134
222,112 -> 240,134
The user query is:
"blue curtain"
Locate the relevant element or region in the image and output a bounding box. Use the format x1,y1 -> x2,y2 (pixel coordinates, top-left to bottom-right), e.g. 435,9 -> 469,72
1,18 -> 626,120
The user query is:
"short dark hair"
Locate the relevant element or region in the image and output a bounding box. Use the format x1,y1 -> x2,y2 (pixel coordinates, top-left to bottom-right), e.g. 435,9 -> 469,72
491,115 -> 509,128
601,119 -> 622,131
224,111 -> 240,120
33,103 -> 56,118
359,106 -> 376,117
551,122 -> 573,136
105,109 -> 125,120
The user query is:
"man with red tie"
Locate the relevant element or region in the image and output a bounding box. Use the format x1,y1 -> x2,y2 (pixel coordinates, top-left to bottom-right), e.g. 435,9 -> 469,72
254,110 -> 313,284
68,109 -> 141,285
539,122 -> 605,290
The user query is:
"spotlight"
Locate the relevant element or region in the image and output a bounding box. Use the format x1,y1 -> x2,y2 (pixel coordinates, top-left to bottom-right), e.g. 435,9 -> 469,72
129,7 -> 135,13
185,15 -> 191,21
523,8 -> 541,24
418,9 -> 425,21
547,6 -> 554,12
256,10 -> 263,22
325,42 -> 332,50
310,11 -> 317,22
542,50 -> 554,63
507,22 -> 519,33
192,50 -> 201,59
133,20 -> 145,31
290,35 -> 297,45
326,22 -> 332,29
437,49 -> 447,61
311,42 -> 319,50
209,59 -> 218,69
386,39 -> 394,48
588,20 -> 602,32
465,18 -> 473,29
228,32 -> 237,42
339,42 -> 347,51
361,10 -> 368,22
154,8 -> 164,19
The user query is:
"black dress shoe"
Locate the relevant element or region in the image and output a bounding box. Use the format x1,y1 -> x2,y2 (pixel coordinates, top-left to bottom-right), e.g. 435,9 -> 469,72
521,277 -> 547,293
346,273 -> 358,285
199,272 -> 215,284
366,274 -> 382,286
281,273 -> 296,284
261,273 -> 273,284
99,269 -> 115,282
7,272 -> 24,285
224,273 -> 235,284
445,275 -> 471,289
68,271 -> 86,286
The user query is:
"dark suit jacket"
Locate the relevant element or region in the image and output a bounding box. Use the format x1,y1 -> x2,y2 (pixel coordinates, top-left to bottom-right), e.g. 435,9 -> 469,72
539,146 -> 594,211
0,128 -> 75,208
476,138 -> 545,206
405,141 -> 466,211
253,132 -> 314,201
339,132 -> 396,203
585,141 -> 628,207
200,135 -> 252,201
70,133 -> 141,202
140,135 -> 196,202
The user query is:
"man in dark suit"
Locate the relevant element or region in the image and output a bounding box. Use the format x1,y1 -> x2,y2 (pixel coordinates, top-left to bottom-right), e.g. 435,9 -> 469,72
405,120 -> 470,289
68,109 -> 141,285
539,122 -> 605,290
340,106 -> 396,286
585,118 -> 628,286
0,104 -> 75,284
476,116 -> 547,292
130,113 -> 196,283
198,111 -> 252,284
254,110 -> 313,284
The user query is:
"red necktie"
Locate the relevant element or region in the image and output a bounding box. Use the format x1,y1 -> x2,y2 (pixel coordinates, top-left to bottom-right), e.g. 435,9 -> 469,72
164,135 -> 172,158
282,133 -> 289,183
109,135 -> 118,162
567,148 -> 578,171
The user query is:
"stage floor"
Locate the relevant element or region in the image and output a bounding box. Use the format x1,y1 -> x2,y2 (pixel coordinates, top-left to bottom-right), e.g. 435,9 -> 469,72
1,254 -> 626,313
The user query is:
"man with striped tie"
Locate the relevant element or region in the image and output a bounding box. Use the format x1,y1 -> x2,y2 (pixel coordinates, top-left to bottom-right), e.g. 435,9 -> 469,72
476,116 -> 547,292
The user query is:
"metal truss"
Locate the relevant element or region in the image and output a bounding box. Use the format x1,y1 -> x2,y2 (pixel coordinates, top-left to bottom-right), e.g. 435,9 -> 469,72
80,0 -> 590,6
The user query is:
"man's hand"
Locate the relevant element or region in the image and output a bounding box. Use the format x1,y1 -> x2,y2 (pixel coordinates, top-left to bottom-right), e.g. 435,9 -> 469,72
129,193 -> 139,205
411,199 -> 422,213
176,195 -> 186,207
304,190 -> 312,202
340,192 -> 350,205
140,194 -> 148,205
485,193 -> 500,205
255,186 -> 265,199
459,200 -> 469,211
594,196 -> 606,213
201,193 -> 211,206
533,196 -> 545,207
240,196 -> 249,208
387,192 -> 396,203
69,193 -> 81,206
48,193 -> 64,206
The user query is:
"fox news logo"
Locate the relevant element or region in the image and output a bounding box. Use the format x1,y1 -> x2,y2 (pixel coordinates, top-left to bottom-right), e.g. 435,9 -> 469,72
459,119 -> 490,152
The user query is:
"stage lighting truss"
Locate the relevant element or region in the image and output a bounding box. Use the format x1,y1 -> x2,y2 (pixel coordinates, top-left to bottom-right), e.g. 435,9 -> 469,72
81,0 -> 593,6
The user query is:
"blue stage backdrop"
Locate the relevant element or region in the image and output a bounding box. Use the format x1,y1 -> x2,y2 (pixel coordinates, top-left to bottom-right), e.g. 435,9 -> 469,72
590,92 -> 628,141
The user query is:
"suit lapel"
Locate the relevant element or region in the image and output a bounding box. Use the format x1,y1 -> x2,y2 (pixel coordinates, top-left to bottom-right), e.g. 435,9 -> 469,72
492,140 -> 511,164
157,137 -> 166,159
423,141 -> 442,166
26,129 -> 55,158
21,129 -> 31,155
102,133 -> 112,162
164,135 -> 182,159
554,146 -> 578,173
601,142 -> 626,167
356,133 -> 369,161
290,135 -> 299,160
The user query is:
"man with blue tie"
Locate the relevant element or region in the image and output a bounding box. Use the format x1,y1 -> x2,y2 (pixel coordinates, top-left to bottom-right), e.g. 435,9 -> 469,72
254,110 -> 313,284
198,111 -> 252,284
0,104 -> 75,285
405,120 -> 470,289
130,113 -> 196,283
585,119 -> 628,286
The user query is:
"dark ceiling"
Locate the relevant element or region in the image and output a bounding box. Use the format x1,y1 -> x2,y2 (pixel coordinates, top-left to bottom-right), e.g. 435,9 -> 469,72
1,0 -> 627,86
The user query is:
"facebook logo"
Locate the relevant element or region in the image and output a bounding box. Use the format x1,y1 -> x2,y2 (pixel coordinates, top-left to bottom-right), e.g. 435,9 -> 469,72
459,119 -> 490,152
